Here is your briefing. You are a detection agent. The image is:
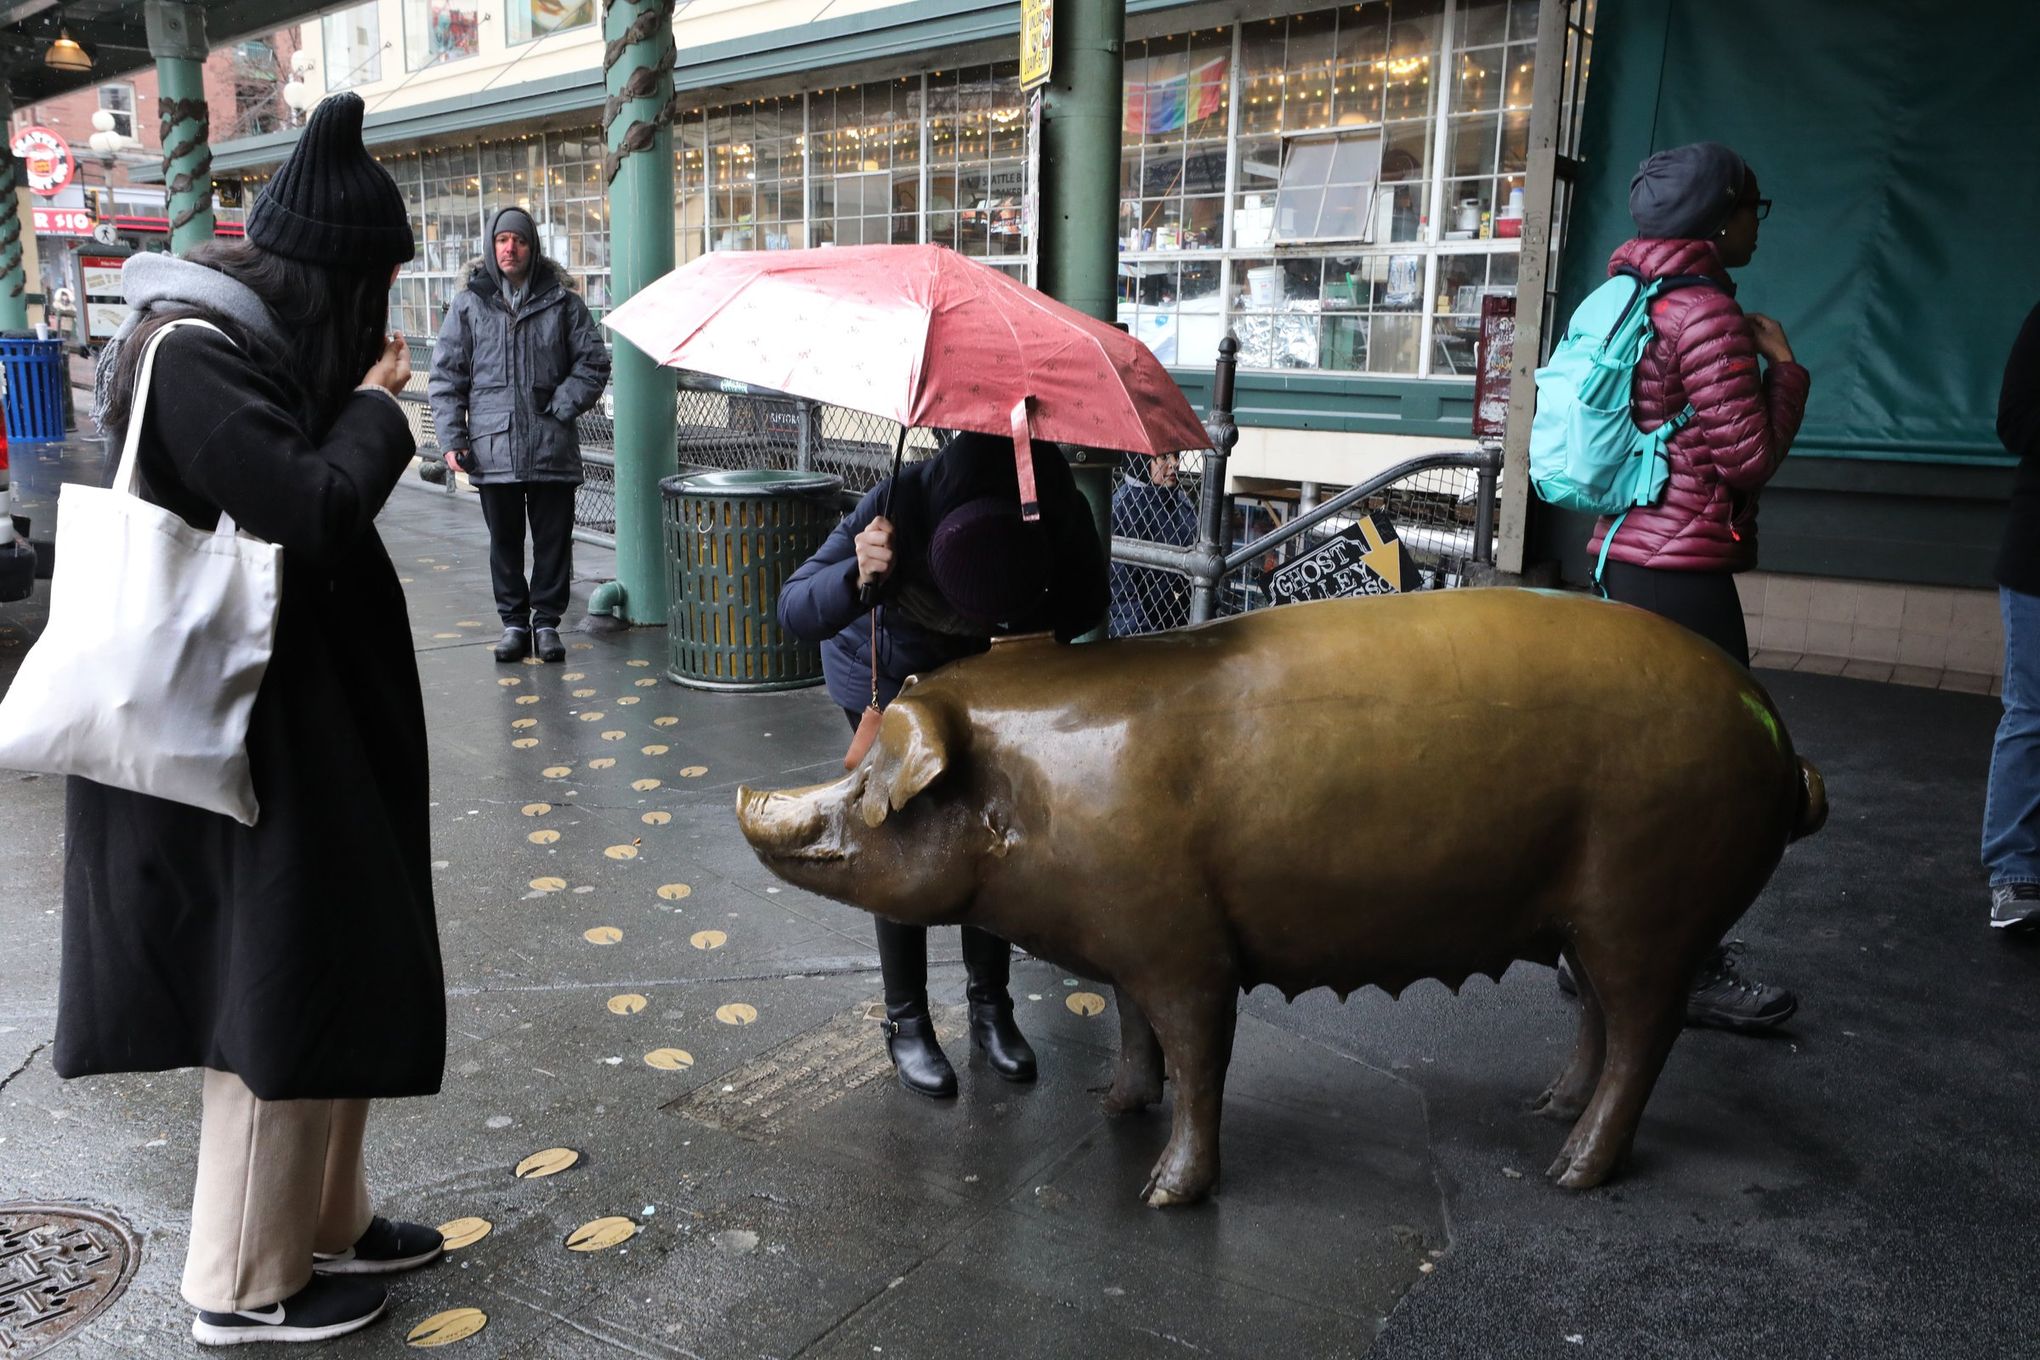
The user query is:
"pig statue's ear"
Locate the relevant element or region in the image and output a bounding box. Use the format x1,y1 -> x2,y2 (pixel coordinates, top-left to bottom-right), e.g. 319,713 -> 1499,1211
859,698 -> 952,829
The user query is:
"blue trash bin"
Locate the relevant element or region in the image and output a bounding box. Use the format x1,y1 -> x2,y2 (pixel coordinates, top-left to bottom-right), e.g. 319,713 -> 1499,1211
0,338 -> 68,442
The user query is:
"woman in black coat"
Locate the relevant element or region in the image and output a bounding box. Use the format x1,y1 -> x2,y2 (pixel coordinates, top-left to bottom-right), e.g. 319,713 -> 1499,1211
56,93 -> 444,1347
780,432 -> 1107,1097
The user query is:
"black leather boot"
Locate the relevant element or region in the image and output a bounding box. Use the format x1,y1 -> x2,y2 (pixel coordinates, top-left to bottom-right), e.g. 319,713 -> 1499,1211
881,1007 -> 956,1098
967,997 -> 1037,1083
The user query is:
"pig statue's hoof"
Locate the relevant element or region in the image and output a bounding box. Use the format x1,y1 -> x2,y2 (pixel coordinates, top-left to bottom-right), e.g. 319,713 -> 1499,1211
1528,1087 -> 1588,1122
1545,1148 -> 1615,1192
1140,1159 -> 1215,1208
1100,1075 -> 1163,1117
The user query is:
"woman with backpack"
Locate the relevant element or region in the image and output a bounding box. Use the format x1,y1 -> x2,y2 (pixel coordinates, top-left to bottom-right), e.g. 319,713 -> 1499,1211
1570,140 -> 1812,1032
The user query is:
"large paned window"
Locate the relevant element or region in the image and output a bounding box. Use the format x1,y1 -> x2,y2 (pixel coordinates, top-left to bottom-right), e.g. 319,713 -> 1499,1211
322,4 -> 382,91
508,0 -> 594,46
809,79 -> 921,248
98,84 -> 135,141
928,64 -> 1028,273
405,1 -> 480,70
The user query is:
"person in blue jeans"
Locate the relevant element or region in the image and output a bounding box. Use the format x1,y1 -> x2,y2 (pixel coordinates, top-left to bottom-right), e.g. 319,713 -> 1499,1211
1985,300 -> 2040,935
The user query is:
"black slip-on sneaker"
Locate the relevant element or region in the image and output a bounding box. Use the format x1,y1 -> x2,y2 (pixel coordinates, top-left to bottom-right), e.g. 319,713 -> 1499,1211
313,1217 -> 444,1276
191,1276 -> 387,1346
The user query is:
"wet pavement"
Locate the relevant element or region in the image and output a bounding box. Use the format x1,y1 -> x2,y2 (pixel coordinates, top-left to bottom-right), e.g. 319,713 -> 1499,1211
1,433 -> 2036,1358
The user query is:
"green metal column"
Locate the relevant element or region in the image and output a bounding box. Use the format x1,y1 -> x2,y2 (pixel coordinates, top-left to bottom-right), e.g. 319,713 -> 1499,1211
0,91 -> 27,332
146,1 -> 214,255
599,0 -> 679,626
1035,0 -> 1125,638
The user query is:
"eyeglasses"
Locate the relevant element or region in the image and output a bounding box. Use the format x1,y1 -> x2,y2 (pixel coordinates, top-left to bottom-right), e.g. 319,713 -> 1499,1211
1753,198 -> 1772,221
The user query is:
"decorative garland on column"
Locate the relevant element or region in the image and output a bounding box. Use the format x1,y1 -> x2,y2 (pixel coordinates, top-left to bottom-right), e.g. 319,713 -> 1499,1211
0,158 -> 22,299
160,95 -> 213,234
602,0 -> 677,187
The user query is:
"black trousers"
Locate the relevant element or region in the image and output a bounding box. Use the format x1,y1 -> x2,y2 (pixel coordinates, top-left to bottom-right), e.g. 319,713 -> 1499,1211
478,482 -> 576,630
843,708 -> 1013,1012
1599,561 -> 1749,668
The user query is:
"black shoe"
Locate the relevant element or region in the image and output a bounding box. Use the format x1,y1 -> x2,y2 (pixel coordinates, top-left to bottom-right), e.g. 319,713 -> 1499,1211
1990,882 -> 2040,935
191,1276 -> 387,1347
493,626 -> 530,663
1555,957 -> 1579,997
968,998 -> 1038,1082
313,1217 -> 443,1276
1686,942 -> 1796,1032
534,626 -> 566,663
881,1012 -> 957,1098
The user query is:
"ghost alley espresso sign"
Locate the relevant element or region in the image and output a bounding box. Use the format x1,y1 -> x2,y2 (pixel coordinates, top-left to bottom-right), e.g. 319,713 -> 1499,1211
1266,514 -> 1422,603
11,127 -> 75,197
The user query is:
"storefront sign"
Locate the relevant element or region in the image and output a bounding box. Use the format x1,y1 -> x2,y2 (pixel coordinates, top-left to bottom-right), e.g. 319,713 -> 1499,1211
11,127 -> 75,197
1020,0 -> 1052,90
1267,514 -> 1419,603
32,206 -> 94,237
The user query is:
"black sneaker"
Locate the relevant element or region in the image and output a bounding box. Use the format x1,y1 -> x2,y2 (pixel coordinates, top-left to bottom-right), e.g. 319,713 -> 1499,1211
1990,883 -> 2040,935
533,626 -> 566,663
1686,942 -> 1797,1032
493,626 -> 530,663
312,1217 -> 444,1276
191,1276 -> 387,1346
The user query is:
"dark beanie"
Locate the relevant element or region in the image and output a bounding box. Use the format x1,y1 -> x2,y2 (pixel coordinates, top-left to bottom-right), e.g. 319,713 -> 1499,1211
492,206 -> 537,247
1628,141 -> 1749,239
929,496 -> 1050,626
247,92 -> 414,268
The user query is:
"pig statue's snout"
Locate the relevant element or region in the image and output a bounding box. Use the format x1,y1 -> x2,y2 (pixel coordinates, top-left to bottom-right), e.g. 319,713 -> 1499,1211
735,784 -> 842,862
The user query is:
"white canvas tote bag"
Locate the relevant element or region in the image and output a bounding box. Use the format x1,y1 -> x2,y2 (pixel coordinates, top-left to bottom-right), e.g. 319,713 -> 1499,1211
0,319 -> 279,825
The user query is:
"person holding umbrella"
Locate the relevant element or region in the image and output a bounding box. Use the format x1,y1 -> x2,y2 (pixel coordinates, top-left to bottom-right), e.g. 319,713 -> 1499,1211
780,432 -> 1107,1097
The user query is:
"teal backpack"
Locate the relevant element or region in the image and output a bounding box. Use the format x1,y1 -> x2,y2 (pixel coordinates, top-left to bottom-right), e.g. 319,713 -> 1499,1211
1530,268 -> 1716,588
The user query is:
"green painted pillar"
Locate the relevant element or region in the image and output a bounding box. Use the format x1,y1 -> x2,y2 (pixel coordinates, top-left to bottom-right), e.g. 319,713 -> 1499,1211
602,0 -> 679,627
146,0 -> 214,255
1035,0 -> 1125,638
0,91 -> 27,332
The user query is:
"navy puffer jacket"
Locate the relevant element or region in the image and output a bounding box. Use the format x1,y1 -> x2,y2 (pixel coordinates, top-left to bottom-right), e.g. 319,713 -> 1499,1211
1586,238 -> 1811,573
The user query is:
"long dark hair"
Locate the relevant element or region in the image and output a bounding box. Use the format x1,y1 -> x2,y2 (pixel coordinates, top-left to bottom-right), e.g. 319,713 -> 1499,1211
103,240 -> 391,437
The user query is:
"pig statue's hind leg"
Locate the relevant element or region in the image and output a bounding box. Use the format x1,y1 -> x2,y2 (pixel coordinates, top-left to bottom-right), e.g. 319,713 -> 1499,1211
1136,987 -> 1239,1208
1531,944 -> 1605,1122
1102,985 -> 1165,1116
1545,945 -> 1688,1191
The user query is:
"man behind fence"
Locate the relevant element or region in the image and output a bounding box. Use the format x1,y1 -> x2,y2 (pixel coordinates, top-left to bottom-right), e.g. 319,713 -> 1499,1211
429,205 -> 611,663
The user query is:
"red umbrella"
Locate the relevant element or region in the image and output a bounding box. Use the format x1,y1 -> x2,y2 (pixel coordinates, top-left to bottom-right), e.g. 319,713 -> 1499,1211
602,243 -> 1212,469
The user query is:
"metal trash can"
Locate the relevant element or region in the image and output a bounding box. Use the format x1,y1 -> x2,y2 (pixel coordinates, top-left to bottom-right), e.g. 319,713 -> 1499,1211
0,338 -> 67,442
661,468 -> 844,691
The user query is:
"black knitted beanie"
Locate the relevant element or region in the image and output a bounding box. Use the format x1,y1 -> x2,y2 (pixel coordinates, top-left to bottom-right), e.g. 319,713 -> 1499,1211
247,92 -> 414,268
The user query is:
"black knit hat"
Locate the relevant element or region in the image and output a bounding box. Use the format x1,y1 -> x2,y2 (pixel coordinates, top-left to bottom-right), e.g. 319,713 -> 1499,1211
929,496 -> 1050,626
247,92 -> 414,268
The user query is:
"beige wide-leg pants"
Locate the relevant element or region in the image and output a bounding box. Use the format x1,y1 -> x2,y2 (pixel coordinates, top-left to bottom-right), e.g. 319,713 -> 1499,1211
180,1069 -> 375,1313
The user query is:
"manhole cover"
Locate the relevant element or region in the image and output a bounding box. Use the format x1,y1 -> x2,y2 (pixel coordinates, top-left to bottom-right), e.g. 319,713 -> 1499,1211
0,1203 -> 140,1357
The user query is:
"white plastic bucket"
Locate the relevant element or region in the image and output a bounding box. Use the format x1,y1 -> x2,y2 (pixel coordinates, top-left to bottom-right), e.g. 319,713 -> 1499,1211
1246,266 -> 1285,309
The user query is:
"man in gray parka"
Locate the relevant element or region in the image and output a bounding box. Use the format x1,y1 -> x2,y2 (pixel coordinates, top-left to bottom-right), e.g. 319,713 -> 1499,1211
429,205 -> 610,662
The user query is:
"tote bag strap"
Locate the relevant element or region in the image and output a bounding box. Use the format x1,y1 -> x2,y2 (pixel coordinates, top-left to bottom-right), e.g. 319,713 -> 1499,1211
110,318 -> 239,535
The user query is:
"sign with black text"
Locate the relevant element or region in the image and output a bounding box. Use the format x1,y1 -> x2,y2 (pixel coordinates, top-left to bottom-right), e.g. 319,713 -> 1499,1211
1266,514 -> 1422,605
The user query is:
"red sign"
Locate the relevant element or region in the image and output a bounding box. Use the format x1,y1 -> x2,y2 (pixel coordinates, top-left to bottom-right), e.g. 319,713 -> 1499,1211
1472,294 -> 1517,442
9,127 -> 75,197
32,206 -> 93,236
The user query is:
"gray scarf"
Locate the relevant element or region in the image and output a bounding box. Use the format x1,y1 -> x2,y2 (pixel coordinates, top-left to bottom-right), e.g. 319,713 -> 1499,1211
90,253 -> 288,430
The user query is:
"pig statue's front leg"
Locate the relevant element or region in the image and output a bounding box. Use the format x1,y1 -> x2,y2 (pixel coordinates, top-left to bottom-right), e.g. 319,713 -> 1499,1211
1136,986 -> 1238,1208
1102,984 -> 1165,1116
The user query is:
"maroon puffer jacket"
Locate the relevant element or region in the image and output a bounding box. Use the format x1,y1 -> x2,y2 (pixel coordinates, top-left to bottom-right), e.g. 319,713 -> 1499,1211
1585,238 -> 1812,573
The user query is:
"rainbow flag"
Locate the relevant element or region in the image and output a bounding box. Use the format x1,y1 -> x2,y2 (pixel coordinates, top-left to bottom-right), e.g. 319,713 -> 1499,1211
1124,55 -> 1229,136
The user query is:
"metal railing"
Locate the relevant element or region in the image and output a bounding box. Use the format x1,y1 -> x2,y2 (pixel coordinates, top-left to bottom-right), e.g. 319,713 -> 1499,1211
1110,335 -> 1502,632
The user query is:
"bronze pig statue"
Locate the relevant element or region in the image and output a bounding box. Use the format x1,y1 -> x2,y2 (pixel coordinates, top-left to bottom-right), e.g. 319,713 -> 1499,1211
736,590 -> 1825,1207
